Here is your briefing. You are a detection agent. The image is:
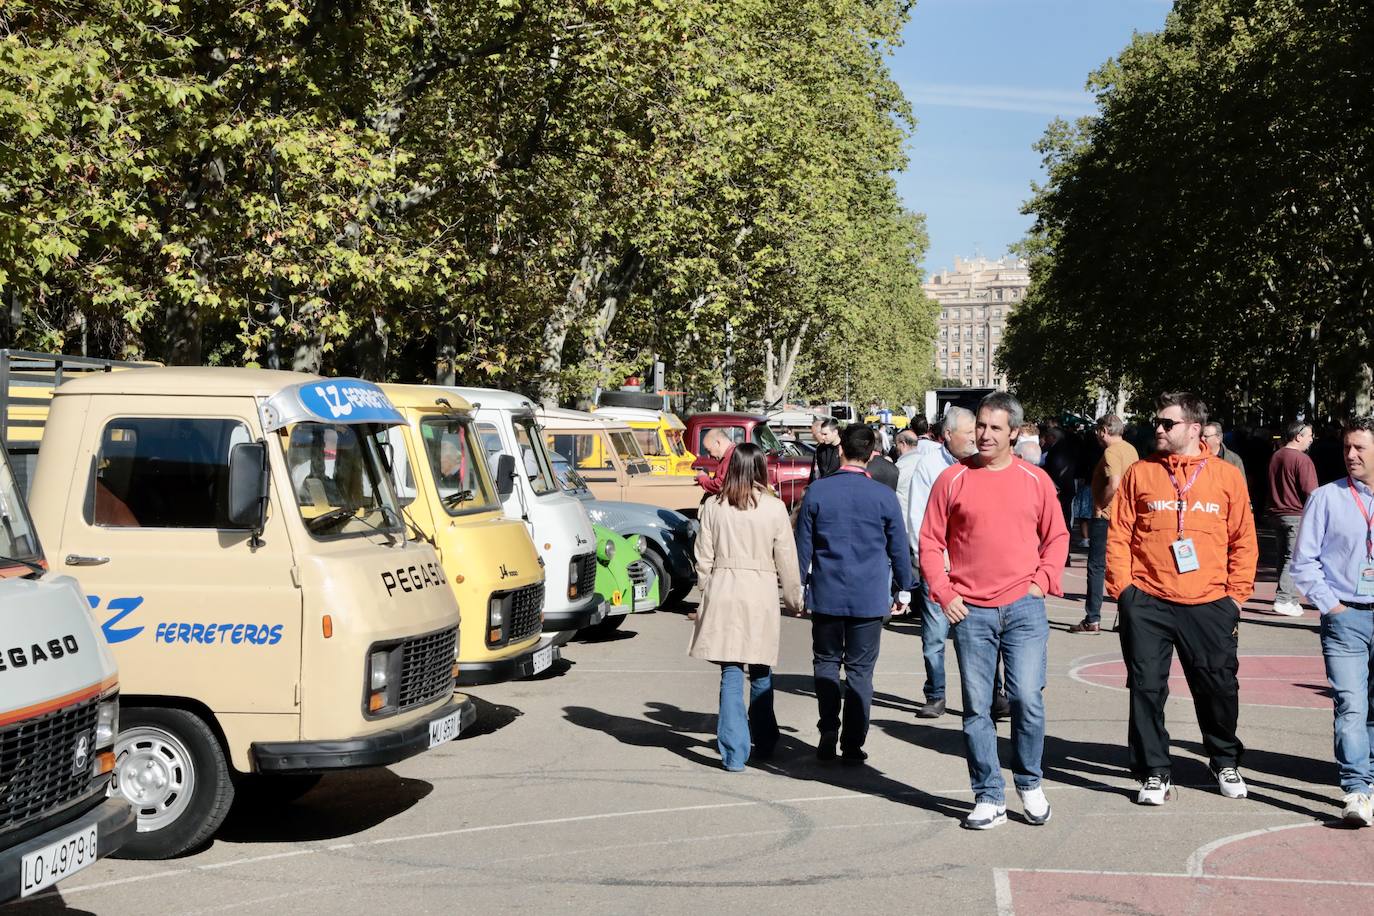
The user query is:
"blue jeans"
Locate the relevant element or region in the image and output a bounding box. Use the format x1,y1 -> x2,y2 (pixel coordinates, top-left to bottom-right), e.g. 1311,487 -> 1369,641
921,581 -> 950,702
718,663 -> 777,770
1321,610 -> 1374,794
951,594 -> 1049,804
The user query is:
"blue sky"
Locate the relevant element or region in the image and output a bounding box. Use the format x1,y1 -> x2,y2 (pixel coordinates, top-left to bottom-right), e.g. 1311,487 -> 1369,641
891,0 -> 1172,274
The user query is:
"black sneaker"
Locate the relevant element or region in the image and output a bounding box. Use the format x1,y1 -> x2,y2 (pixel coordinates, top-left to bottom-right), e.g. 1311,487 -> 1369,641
816,732 -> 838,761
916,698 -> 946,719
840,747 -> 868,766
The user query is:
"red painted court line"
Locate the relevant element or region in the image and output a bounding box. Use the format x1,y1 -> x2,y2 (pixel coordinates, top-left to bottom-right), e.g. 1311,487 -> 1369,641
1075,655 -> 1330,708
1005,871 -> 1367,916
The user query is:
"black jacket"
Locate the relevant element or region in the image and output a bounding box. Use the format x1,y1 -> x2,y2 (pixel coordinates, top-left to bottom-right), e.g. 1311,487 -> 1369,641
810,443 -> 840,482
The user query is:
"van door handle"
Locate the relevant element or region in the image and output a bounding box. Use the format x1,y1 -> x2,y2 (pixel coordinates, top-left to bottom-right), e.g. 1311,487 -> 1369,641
65,554 -> 110,566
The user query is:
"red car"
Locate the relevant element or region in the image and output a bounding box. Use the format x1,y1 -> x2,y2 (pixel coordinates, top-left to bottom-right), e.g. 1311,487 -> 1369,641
684,412 -> 811,506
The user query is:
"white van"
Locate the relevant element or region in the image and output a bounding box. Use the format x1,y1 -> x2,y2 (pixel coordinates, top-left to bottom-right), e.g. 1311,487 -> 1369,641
448,388 -> 606,634
0,445 -> 134,900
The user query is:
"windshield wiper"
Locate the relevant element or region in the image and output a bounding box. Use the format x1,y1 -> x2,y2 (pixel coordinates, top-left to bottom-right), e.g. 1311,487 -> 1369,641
442,489 -> 475,508
305,506 -> 356,533
0,553 -> 45,577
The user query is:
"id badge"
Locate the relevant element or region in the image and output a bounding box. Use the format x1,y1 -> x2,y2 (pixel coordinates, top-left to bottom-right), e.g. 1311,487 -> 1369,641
1357,565 -> 1374,597
1171,538 -> 1200,573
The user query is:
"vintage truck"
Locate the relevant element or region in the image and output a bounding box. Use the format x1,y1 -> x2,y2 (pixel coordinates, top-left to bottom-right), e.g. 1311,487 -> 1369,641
540,408 -> 701,516
683,412 -> 811,507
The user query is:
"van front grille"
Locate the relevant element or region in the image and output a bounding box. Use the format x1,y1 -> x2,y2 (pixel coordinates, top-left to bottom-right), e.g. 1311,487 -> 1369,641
396,627 -> 457,711
0,697 -> 99,831
507,582 -> 544,643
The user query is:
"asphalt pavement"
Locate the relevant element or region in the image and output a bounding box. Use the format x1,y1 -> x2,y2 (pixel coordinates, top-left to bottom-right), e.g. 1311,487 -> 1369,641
8,550 -> 1359,915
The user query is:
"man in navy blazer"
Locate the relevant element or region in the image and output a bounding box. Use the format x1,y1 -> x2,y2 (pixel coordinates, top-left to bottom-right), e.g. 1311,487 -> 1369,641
796,424 -> 915,763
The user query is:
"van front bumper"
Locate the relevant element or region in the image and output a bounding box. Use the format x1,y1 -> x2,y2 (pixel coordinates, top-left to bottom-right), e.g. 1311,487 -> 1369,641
457,636 -> 561,687
542,594 -> 607,633
251,694 -> 477,773
1,797 -> 135,902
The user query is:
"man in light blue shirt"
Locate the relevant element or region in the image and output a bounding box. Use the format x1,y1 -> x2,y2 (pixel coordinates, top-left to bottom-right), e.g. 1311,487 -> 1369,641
905,407 -> 976,718
1290,416 -> 1374,827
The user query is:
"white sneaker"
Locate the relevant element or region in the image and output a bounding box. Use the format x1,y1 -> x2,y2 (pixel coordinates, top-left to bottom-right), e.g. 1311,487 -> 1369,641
1342,792 -> 1374,827
1214,766 -> 1248,798
1137,774 -> 1172,806
1017,786 -> 1051,825
963,801 -> 1007,830
1269,600 -> 1305,617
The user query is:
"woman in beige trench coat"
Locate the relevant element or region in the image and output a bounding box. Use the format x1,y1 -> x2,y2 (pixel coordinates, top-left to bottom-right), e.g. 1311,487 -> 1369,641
688,443 -> 804,770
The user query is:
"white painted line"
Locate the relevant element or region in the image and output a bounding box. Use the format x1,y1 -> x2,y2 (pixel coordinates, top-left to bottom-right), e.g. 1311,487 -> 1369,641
1002,864 -> 1374,888
1184,820 -> 1317,876
993,867 -> 1016,916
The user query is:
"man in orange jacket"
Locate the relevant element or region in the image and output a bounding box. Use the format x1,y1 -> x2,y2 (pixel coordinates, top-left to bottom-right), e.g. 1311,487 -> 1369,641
1107,392 -> 1258,806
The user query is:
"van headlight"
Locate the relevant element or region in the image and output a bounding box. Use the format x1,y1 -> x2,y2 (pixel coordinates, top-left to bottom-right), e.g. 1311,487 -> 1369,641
94,698 -> 118,748
367,649 -> 395,715
91,694 -> 119,778
568,559 -> 580,598
633,535 -> 647,555
488,595 -> 505,646
369,651 -> 390,691
598,538 -> 616,565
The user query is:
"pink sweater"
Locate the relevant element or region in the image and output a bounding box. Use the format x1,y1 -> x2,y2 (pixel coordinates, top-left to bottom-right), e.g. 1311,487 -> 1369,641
918,456 -> 1069,609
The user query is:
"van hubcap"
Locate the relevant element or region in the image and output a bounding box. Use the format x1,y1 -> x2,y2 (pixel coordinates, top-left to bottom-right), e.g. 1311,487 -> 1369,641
113,727 -> 196,832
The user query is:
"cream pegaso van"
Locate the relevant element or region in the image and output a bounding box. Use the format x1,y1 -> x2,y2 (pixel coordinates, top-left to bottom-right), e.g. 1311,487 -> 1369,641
0,446 -> 135,901
449,387 -> 606,634
18,367 -> 473,859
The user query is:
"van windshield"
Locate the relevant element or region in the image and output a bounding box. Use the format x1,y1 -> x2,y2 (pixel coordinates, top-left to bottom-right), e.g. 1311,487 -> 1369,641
419,417 -> 496,514
512,417 -> 558,496
0,450 -> 43,577
282,422 -> 404,540
610,430 -> 653,476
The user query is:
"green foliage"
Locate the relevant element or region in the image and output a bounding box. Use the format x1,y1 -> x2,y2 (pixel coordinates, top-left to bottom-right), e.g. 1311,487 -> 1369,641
999,0 -> 1374,421
0,0 -> 934,406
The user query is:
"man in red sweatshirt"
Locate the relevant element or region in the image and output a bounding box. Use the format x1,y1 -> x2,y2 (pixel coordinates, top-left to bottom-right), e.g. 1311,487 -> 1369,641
1107,392 -> 1257,806
695,428 -> 736,498
920,391 -> 1069,830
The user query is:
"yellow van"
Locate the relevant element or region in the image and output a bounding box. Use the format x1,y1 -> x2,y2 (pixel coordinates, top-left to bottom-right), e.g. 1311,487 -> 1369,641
9,363 -> 472,859
592,406 -> 696,475
379,385 -> 557,685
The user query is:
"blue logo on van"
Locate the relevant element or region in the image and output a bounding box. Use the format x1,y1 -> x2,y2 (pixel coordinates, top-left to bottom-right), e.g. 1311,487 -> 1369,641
91,595 -> 145,644
298,381 -> 401,424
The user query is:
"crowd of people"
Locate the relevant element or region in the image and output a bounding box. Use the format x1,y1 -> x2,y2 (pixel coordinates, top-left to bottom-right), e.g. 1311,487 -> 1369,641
684,388 -> 1374,831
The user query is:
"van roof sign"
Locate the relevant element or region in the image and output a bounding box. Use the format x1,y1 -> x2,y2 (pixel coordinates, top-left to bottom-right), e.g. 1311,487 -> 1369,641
261,379 -> 404,432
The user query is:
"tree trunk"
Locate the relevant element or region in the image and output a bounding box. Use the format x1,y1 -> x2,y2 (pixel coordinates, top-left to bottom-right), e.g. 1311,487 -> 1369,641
435,321 -> 457,385
164,301 -> 202,366
583,249 -> 644,390
762,319 -> 809,409
539,245 -> 602,405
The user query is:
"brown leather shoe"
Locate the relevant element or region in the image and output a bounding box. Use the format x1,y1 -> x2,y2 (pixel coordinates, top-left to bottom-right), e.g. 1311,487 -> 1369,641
1068,619 -> 1101,634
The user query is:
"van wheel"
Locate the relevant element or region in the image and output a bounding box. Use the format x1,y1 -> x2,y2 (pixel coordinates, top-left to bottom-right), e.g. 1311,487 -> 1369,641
110,707 -> 234,859
234,773 -> 322,805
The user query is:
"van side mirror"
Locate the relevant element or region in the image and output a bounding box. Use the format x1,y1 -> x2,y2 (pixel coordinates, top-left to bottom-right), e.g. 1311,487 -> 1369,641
494,453 -> 516,498
227,441 -> 269,538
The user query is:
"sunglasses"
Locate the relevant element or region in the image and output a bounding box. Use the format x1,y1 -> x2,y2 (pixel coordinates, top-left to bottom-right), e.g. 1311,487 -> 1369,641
1152,417 -> 1186,431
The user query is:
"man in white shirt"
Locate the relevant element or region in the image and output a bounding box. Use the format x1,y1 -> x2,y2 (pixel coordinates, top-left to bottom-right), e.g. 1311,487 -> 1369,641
905,407 -> 978,717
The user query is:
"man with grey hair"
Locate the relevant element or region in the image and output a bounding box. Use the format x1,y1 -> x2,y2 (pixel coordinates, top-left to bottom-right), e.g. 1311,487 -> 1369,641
920,391 -> 1068,828
905,405 -> 1013,720
894,429 -> 923,520
1202,422 -> 1245,479
1071,414 -> 1139,634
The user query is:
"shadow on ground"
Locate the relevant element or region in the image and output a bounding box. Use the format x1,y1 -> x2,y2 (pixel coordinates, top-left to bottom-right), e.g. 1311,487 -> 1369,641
215,768 -> 433,845
562,701 -> 969,824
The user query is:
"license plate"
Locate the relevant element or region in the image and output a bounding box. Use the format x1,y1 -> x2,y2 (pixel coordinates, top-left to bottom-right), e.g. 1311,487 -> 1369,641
428,711 -> 461,748
20,826 -> 98,897
532,645 -> 554,674
634,583 -> 650,601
